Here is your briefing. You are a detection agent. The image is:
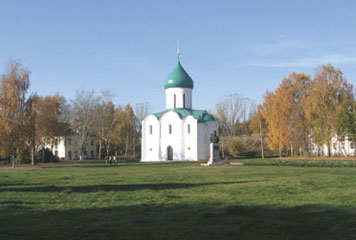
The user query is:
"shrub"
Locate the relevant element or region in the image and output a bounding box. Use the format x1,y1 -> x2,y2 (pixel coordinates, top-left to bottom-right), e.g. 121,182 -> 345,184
226,138 -> 244,157
224,135 -> 262,157
37,148 -> 59,162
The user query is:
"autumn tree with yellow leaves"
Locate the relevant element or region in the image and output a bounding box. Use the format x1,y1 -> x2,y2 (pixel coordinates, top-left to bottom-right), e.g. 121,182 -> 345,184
304,64 -> 353,156
0,60 -> 30,166
111,104 -> 138,156
257,64 -> 354,157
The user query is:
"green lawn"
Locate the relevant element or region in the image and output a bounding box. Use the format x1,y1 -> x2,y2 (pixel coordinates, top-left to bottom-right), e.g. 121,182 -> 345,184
1,161 -> 356,240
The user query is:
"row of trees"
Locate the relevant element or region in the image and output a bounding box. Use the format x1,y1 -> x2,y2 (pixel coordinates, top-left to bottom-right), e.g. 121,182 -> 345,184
3,59 -> 353,162
1,59 -> 260,163
214,64 -> 356,158
0,60 -> 148,166
251,64 -> 355,157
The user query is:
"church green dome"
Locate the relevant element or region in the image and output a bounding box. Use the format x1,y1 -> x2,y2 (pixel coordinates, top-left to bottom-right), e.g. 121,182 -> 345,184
164,61 -> 194,89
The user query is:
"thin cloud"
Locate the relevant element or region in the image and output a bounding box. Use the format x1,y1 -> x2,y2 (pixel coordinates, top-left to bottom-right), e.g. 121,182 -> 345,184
245,54 -> 356,68
238,40 -> 312,55
237,39 -> 356,57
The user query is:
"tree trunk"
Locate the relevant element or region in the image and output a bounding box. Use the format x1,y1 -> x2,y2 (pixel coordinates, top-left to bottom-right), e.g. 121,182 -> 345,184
80,146 -> 84,160
51,138 -> 54,153
342,141 -> 348,157
31,129 -> 35,165
125,136 -> 129,156
279,146 -> 282,158
99,139 -> 102,159
42,147 -> 45,162
31,147 -> 35,166
31,126 -> 35,165
31,106 -> 36,165
299,147 -> 302,157
133,137 -> 135,157
11,155 -> 15,168
221,140 -> 225,159
106,139 -> 110,157
99,126 -> 104,159
290,143 -> 293,158
259,120 -> 264,159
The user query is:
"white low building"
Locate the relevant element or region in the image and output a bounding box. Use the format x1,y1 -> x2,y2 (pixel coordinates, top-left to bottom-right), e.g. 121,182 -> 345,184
45,135 -> 98,160
141,58 -> 218,161
310,135 -> 356,157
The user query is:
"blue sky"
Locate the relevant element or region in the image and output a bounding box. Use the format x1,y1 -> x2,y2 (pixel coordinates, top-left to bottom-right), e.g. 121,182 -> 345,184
1,0 -> 356,112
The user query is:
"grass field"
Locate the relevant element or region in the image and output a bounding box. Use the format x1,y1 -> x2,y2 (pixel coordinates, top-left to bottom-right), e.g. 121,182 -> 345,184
1,160 -> 356,240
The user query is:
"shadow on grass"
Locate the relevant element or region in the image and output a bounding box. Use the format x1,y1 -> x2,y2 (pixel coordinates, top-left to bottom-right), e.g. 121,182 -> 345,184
0,200 -> 37,205
32,163 -> 174,169
38,161 -> 195,169
0,183 -> 44,187
0,181 -> 261,193
0,203 -> 355,240
77,162 -> 193,168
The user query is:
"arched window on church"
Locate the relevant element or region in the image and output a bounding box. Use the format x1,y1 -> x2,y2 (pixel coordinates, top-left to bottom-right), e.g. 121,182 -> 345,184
183,93 -> 185,108
187,124 -> 191,134
169,124 -> 172,134
149,125 -> 152,135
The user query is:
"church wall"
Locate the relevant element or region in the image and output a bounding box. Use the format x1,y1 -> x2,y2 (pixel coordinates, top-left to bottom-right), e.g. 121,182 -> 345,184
141,115 -> 160,161
197,121 -> 219,160
165,88 -> 192,109
160,111 -> 184,160
141,112 -> 218,161
183,116 -> 198,160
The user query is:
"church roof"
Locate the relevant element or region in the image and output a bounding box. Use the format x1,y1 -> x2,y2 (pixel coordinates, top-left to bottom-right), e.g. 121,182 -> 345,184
152,108 -> 216,123
164,61 -> 194,89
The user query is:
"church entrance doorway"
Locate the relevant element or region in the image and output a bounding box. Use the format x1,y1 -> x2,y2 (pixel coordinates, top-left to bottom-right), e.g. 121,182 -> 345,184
167,146 -> 173,160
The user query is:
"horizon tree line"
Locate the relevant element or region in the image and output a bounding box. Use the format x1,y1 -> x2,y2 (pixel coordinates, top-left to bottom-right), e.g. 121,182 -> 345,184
2,59 -> 356,166
0,59 -> 147,166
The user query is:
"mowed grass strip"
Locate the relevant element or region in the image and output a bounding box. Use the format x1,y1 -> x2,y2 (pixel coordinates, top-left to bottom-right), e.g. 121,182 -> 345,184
1,161 -> 356,240
231,157 -> 356,168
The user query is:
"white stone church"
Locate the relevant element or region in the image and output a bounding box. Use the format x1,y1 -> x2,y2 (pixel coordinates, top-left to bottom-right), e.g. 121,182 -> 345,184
141,59 -> 218,161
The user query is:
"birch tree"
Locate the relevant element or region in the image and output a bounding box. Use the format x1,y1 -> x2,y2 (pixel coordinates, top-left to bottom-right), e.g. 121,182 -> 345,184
70,90 -> 100,160
337,98 -> 356,147
0,60 -> 30,167
93,91 -> 119,159
94,100 -> 118,158
111,104 -> 137,156
304,64 -> 353,156
261,72 -> 311,157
